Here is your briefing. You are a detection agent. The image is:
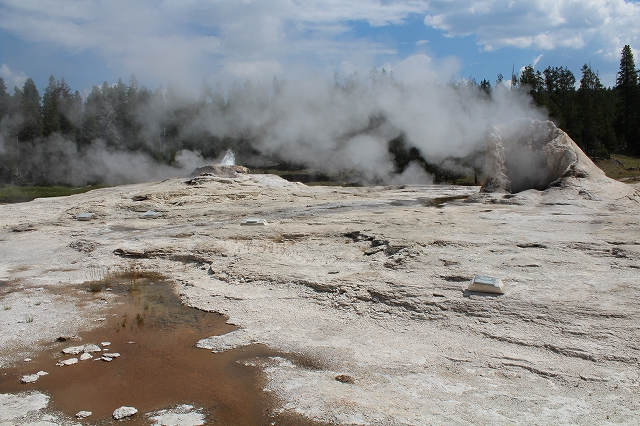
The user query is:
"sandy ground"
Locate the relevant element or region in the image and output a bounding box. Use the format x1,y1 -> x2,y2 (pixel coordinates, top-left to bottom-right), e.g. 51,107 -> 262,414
1,171 -> 639,425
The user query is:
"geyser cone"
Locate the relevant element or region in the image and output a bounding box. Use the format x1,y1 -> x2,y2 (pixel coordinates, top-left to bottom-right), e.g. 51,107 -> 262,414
481,119 -> 608,194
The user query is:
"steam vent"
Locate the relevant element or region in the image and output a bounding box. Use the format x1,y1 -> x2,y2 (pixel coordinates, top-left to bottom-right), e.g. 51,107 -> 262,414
481,118 -> 607,193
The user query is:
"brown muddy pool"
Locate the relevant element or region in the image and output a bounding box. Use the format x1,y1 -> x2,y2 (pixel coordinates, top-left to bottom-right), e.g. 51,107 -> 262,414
0,278 -> 324,425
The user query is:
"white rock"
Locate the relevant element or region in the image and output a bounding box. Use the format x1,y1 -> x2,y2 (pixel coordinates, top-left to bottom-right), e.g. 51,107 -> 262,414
20,374 -> 40,383
113,406 -> 137,420
18,372 -> 49,384
62,345 -> 85,355
76,411 -> 92,419
147,404 -> 205,426
101,341 -> 111,346
56,358 -> 78,366
80,353 -> 93,361
83,344 -> 102,353
99,356 -> 113,362
24,358 -> 32,362
103,352 -> 120,358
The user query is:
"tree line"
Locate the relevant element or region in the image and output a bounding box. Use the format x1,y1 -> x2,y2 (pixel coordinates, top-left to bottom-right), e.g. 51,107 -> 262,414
509,45 -> 639,158
0,45 -> 639,186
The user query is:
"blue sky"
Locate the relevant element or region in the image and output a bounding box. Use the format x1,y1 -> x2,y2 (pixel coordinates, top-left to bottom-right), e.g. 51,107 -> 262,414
0,0 -> 639,94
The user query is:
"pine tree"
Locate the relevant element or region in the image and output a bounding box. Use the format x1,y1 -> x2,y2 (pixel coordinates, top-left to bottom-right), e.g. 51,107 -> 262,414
42,75 -> 61,136
614,45 -> 640,153
42,76 -> 76,137
81,85 -> 103,146
543,66 -> 576,134
0,77 -> 10,121
519,65 -> 546,107
18,78 -> 43,141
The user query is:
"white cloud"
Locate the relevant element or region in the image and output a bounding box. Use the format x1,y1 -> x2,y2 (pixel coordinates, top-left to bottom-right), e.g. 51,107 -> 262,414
0,63 -> 27,89
423,0 -> 640,60
0,0 -> 431,85
0,0 -> 638,88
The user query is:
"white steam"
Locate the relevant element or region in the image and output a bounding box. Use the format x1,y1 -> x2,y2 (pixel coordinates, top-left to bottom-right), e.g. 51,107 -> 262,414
1,70 -> 547,186
190,75 -> 546,183
219,148 -> 236,166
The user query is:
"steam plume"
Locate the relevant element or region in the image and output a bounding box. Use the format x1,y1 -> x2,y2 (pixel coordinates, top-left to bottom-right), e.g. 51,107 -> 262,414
0,72 -> 546,186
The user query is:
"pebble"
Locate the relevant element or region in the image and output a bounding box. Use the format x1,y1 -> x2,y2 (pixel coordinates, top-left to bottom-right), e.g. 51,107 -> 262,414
20,371 -> 48,384
75,411 -> 92,419
103,353 -> 120,358
24,358 -> 31,362
113,406 -> 137,420
62,345 -> 85,355
79,353 -> 93,361
83,344 -> 102,353
101,341 -> 111,346
56,358 -> 78,366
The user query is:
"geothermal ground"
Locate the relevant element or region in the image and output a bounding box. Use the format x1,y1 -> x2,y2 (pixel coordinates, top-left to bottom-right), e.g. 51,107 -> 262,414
1,170 -> 639,425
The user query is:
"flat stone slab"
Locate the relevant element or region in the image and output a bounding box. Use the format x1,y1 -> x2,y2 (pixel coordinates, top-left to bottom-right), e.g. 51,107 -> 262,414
468,275 -> 505,294
61,345 -> 85,355
56,358 -> 79,366
75,213 -> 94,221
241,218 -> 267,226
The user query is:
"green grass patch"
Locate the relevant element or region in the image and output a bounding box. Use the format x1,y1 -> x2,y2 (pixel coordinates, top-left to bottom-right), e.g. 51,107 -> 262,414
594,155 -> 640,183
0,184 -> 109,204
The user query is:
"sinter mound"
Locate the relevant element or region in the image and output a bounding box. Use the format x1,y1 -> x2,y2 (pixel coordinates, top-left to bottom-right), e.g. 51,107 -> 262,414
190,165 -> 249,178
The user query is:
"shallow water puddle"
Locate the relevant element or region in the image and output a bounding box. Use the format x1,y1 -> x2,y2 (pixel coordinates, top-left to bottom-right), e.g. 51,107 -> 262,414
0,279 -> 319,425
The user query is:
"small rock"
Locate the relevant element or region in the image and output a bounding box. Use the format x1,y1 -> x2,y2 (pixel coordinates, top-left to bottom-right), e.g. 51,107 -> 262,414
113,406 -> 137,420
328,270 -> 340,274
79,353 -> 93,361
76,411 -> 92,419
20,371 -> 48,383
56,358 -> 79,366
83,344 -> 102,353
62,345 -> 85,355
99,356 -> 113,362
101,341 -> 111,347
24,358 -> 32,362
103,353 -> 120,358
20,374 -> 40,384
335,374 -> 355,384
141,210 -> 160,219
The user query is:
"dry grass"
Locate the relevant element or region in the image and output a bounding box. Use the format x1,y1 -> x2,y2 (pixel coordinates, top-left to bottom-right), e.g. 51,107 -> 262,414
595,154 -> 640,182
84,262 -> 165,293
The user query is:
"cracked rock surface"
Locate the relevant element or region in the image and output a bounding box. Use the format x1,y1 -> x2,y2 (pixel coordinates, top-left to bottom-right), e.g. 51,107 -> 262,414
1,171 -> 639,425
